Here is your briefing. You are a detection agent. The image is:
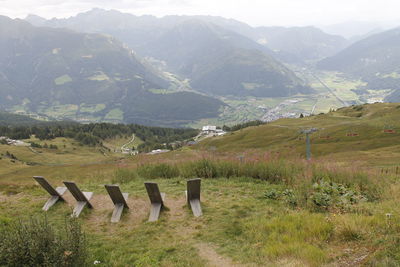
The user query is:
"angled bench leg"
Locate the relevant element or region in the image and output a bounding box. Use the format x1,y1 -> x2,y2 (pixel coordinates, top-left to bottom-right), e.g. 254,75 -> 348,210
71,192 -> 93,218
149,203 -> 162,222
72,201 -> 87,218
42,187 -> 67,211
111,203 -> 125,223
190,199 -> 202,217
43,196 -> 60,211
148,193 -> 165,222
110,193 -> 129,223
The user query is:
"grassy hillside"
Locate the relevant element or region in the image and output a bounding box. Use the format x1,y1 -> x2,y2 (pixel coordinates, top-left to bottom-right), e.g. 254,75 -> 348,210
1,103 -> 400,266
199,103 -> 400,167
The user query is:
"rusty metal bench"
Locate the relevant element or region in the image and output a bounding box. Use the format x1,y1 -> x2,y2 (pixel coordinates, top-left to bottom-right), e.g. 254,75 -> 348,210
105,184 -> 129,223
144,182 -> 165,222
63,181 -> 93,217
186,178 -> 202,217
33,176 -> 67,211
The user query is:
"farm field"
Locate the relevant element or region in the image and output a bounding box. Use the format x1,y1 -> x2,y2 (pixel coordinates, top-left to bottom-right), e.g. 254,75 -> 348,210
188,70 -> 379,128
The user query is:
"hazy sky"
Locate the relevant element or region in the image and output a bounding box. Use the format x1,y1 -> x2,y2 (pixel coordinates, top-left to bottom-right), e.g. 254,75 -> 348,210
1,0 -> 400,27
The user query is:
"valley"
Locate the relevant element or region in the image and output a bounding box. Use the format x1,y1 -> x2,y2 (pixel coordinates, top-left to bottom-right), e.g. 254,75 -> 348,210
1,9 -> 398,128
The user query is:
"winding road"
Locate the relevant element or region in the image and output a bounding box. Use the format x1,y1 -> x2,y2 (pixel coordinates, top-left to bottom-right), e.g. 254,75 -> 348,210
121,134 -> 135,152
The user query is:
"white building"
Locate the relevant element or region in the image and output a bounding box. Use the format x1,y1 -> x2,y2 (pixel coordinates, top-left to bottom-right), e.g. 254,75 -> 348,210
202,125 -> 217,134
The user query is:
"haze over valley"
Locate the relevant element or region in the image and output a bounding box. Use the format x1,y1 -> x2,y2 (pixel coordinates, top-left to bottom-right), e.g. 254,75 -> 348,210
0,7 -> 396,126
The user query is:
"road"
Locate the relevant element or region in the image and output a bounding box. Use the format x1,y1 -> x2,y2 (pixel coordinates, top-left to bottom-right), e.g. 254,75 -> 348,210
121,134 -> 135,152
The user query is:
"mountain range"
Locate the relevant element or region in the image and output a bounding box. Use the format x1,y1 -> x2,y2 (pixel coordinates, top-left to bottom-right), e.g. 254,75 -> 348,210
318,27 -> 400,102
0,9 -> 326,127
26,8 -> 349,64
0,15 -> 224,126
3,8 -> 399,126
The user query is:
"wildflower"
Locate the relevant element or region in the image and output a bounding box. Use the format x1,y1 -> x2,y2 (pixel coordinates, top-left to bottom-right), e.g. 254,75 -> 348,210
64,251 -> 73,257
94,260 -> 101,265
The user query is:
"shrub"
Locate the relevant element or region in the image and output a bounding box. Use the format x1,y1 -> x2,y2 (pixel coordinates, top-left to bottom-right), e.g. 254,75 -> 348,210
264,188 -> 298,207
49,144 -> 58,150
0,216 -> 88,267
310,180 -> 366,212
30,142 -> 42,148
264,189 -> 281,200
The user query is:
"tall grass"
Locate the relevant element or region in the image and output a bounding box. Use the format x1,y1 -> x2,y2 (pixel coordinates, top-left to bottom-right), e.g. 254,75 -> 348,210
0,216 -> 88,267
244,212 -> 333,266
122,157 -> 385,212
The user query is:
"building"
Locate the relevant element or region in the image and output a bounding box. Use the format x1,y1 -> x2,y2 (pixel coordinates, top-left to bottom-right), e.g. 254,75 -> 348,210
147,149 -> 170,155
202,125 -> 217,134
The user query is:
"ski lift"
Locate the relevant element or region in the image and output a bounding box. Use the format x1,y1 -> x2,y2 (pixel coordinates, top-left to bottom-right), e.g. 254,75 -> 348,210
319,130 -> 331,140
346,127 -> 359,137
383,124 -> 396,134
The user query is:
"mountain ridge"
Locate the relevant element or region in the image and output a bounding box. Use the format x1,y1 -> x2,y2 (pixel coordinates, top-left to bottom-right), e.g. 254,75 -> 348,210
0,15 -> 225,127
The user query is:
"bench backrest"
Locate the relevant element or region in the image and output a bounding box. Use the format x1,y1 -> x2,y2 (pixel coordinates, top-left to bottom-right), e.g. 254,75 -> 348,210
187,178 -> 201,201
63,181 -> 88,202
105,185 -> 128,207
145,182 -> 163,204
33,176 -> 59,196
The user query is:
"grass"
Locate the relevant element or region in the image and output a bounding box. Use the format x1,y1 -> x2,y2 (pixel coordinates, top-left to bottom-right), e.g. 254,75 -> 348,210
198,103 -> 400,167
2,103 -> 400,266
0,159 -> 399,266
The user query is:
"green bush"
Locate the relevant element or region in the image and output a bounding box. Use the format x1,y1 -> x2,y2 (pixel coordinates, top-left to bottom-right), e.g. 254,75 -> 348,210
264,188 -> 298,207
310,180 -> 366,211
0,217 -> 88,267
311,167 -> 382,201
264,189 -> 281,200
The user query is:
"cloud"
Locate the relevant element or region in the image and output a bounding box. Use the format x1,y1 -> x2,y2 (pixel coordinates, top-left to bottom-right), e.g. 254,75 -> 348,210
0,0 -> 399,26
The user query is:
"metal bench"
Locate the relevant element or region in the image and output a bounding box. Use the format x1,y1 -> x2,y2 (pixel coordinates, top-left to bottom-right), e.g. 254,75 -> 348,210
33,176 -> 67,211
144,182 -> 165,222
105,184 -> 129,223
186,178 -> 202,217
63,181 -> 93,217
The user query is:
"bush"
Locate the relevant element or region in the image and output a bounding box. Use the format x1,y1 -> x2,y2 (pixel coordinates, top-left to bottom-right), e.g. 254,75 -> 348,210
30,142 -> 42,148
264,189 -> 281,200
0,217 -> 88,267
310,180 -> 366,212
264,188 -> 298,207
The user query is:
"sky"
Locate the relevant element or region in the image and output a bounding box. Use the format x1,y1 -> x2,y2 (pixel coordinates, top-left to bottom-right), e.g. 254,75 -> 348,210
0,0 -> 400,27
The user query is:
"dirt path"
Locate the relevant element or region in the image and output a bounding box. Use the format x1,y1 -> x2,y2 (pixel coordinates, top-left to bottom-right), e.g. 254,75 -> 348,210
195,242 -> 247,267
164,195 -> 248,267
